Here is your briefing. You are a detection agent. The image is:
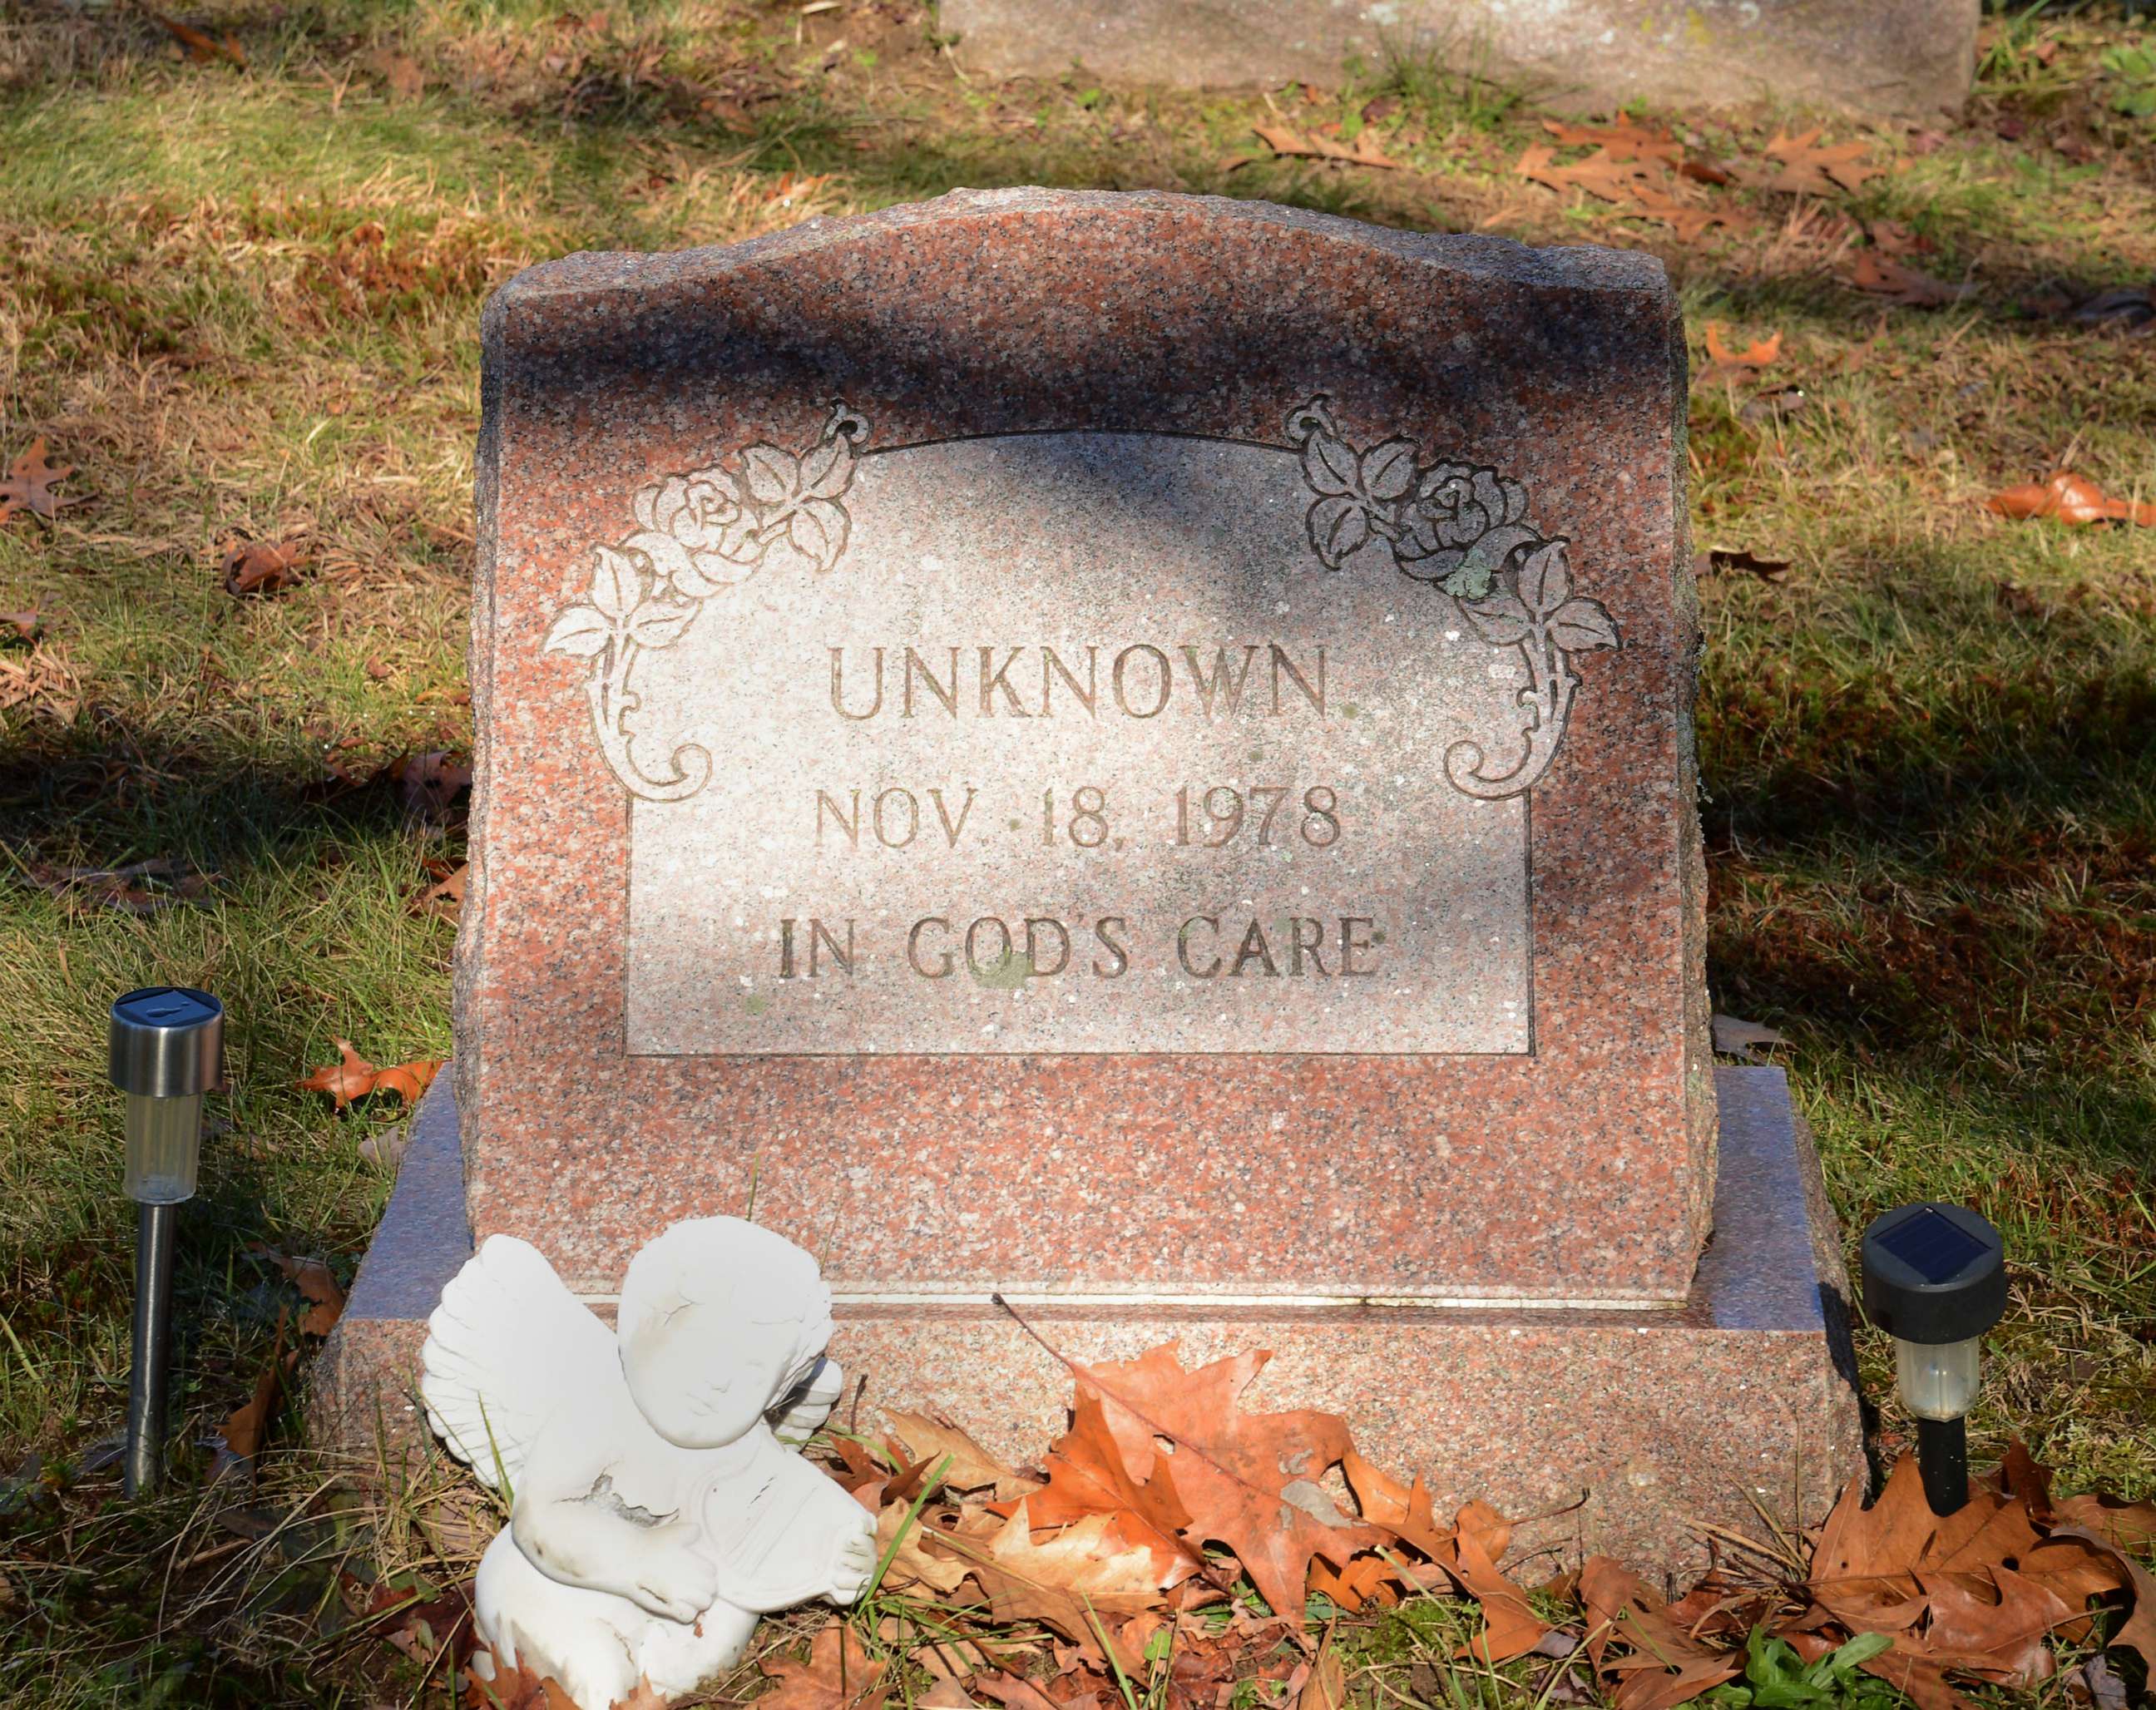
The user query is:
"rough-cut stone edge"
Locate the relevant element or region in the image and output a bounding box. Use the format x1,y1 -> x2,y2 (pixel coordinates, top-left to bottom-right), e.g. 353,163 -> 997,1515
309,1066 -> 1862,1576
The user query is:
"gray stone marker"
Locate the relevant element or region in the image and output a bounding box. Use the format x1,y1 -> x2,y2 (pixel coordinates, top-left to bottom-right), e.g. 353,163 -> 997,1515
941,0 -> 1977,121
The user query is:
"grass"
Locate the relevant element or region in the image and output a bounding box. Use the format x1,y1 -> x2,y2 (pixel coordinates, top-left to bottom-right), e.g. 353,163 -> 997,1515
0,0 -> 2153,1700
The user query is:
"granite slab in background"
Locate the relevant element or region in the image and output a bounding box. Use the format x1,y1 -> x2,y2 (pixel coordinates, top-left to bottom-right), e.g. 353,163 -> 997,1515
465,187 -> 1714,1307
310,1066 -> 1863,1576
939,0 -> 1976,120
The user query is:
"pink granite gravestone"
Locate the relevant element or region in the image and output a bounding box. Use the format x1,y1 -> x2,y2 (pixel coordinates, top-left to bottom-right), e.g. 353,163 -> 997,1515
318,190 -> 1860,1572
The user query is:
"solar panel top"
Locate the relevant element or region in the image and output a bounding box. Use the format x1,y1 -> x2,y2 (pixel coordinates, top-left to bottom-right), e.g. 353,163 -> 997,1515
1876,1205 -> 1991,1286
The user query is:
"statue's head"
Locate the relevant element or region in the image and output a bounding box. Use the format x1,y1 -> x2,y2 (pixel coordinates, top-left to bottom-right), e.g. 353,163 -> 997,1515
616,1217 -> 835,1449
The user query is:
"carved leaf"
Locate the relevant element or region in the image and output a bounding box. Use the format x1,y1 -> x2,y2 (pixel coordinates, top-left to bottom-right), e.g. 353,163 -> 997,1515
544,605 -> 612,658
1461,592 -> 1533,648
1308,494 -> 1370,568
1548,597 -> 1619,653
589,546 -> 641,621
1360,438 -> 1420,503
629,603 -> 697,649
1499,478 -> 1530,525
1300,426 -> 1361,499
799,431 -> 858,501
740,443 -> 800,507
789,497 -> 851,571
1516,540 -> 1571,615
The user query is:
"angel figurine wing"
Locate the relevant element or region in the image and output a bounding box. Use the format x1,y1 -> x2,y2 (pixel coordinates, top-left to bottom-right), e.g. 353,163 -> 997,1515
420,1234 -> 621,1491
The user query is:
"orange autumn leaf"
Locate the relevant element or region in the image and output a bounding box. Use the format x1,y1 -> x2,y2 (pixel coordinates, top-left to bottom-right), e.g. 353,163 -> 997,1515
1851,251 -> 1972,308
0,439 -> 74,523
1985,472 -> 2155,526
1739,128 -> 1883,195
299,1039 -> 378,1109
150,9 -> 246,67
371,1058 -> 443,1106
759,1621 -> 888,1710
299,1040 -> 442,1110
1540,116 -> 1681,164
1249,122 -> 1401,170
1703,323 -> 1783,369
1003,1387 -> 1201,1587
1074,1342 -> 1389,1626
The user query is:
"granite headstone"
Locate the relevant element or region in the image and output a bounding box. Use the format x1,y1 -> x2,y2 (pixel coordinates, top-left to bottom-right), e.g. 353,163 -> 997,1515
319,190 -> 1859,1572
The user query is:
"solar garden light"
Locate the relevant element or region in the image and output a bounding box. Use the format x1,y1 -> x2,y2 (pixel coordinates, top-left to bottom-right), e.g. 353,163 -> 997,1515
1860,1202 -> 2008,1519
108,986 -> 224,1497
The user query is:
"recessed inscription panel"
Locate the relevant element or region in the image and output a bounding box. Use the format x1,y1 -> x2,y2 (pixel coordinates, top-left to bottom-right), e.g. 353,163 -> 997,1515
562,423 -> 1608,1055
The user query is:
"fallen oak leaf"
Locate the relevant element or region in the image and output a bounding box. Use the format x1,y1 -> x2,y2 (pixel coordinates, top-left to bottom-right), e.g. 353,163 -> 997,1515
149,10 -> 246,66
2048,1527 -> 2156,1668
1985,472 -> 2155,526
413,861 -> 467,922
2052,1491 -> 2156,1551
870,1499 -> 971,1596
370,1058 -> 443,1107
1540,116 -> 1681,163
759,1621 -> 888,1710
883,1408 -> 1040,1502
299,1039 -> 377,1110
213,1309 -> 289,1480
1695,550 -> 1792,586
969,1675 -> 1062,1710
1247,122 -> 1401,169
1517,143 -> 1659,205
1072,1342 -> 1390,1626
947,1503 -> 1162,1672
1741,128 -> 1883,195
1,610 -> 41,642
0,440 -> 75,521
219,537 -> 309,596
253,1246 -> 347,1337
1703,323 -> 1783,369
1006,1388 -> 1201,1588
1851,252 -> 1974,308
394,749 -> 472,824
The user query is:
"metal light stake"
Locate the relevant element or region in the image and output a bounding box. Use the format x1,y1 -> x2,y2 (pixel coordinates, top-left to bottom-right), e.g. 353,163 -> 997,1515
1860,1202 -> 2007,1517
109,987 -> 223,1497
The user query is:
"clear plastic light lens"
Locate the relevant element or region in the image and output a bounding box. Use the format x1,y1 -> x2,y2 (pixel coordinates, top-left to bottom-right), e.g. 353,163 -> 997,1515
123,1092 -> 202,1204
1894,1335 -> 1982,1421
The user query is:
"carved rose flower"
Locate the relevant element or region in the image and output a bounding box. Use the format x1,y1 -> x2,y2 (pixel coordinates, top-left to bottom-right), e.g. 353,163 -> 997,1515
628,469 -> 761,599
1403,464 -> 1529,557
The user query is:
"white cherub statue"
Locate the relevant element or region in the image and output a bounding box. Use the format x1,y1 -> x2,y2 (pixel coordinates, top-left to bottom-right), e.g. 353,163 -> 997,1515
419,1217 -> 878,1709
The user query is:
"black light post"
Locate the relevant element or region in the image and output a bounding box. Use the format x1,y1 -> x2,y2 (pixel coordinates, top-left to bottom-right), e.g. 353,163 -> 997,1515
1859,1202 -> 2007,1517
108,987 -> 223,1497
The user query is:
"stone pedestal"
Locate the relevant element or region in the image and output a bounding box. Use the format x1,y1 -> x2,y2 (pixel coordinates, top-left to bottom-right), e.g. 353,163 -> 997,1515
313,1064 -> 1862,1578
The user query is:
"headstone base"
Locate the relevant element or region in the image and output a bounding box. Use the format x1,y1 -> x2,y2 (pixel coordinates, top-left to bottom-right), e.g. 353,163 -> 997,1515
314,1066 -> 1863,1579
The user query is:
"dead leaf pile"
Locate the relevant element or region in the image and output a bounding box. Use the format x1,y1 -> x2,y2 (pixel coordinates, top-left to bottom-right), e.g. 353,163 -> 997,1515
427,1338 -> 2156,1710
1516,118 -> 1742,240
1514,121 -> 1911,250
298,1040 -> 442,1111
